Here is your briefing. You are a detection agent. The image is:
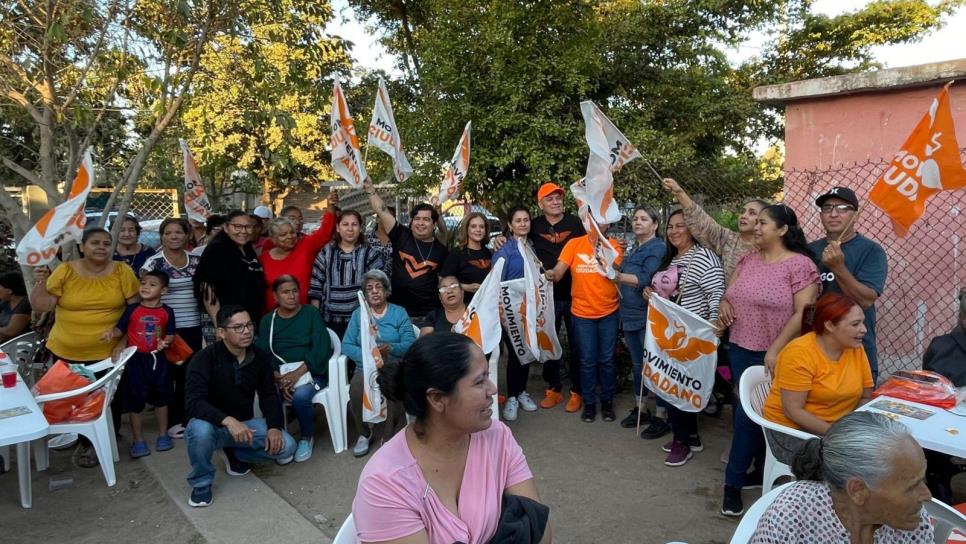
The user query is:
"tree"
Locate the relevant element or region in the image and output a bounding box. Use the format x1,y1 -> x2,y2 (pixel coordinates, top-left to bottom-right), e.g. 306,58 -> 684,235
0,0 -> 237,250
179,0 -> 352,209
347,0 -> 962,215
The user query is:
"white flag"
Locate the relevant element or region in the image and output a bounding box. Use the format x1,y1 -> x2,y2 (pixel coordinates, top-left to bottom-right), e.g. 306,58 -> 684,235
17,149 -> 94,266
330,81 -> 367,188
179,140 -> 212,223
438,121 -> 471,204
571,101 -> 641,223
358,291 -> 387,423
368,78 -> 413,182
520,243 -> 562,361
578,205 -> 620,279
455,258 -> 505,354
643,294 -> 719,412
499,239 -> 540,364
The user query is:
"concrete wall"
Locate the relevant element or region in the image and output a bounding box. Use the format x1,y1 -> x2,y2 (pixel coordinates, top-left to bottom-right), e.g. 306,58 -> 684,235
780,82 -> 966,374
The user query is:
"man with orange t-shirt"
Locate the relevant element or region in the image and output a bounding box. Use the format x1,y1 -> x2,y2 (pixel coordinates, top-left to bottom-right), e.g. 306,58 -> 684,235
546,224 -> 623,423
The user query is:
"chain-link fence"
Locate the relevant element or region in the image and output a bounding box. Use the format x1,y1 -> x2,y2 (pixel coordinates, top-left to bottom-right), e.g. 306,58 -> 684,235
86,188 -> 180,221
782,148 -> 966,377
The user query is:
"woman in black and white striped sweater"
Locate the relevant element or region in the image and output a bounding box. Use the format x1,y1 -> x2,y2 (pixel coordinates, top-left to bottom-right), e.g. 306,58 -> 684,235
643,208 -> 725,467
308,210 -> 385,338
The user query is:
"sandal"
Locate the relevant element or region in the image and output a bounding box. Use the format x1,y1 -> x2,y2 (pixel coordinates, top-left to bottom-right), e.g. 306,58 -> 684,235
72,443 -> 99,468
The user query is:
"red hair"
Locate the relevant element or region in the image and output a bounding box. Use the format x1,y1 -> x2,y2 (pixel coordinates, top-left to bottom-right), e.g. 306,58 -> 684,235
812,293 -> 860,335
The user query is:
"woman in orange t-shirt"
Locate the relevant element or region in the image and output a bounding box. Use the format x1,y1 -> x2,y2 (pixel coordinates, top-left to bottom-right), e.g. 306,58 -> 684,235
763,293 -> 873,463
546,220 -> 623,423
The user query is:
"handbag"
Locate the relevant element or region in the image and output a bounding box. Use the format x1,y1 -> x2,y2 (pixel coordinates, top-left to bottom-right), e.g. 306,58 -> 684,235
270,310 -> 314,390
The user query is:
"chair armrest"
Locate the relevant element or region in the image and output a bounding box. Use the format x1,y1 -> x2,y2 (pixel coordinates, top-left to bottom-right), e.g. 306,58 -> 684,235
34,380 -> 103,403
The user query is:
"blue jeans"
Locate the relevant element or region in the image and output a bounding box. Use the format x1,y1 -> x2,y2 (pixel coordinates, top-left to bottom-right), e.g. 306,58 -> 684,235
185,417 -> 297,489
624,327 -> 645,399
724,343 -> 766,487
292,375 -> 328,439
572,311 -> 619,406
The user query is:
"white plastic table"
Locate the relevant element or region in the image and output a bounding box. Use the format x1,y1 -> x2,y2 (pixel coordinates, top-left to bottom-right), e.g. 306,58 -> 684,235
857,396 -> 966,458
0,371 -> 49,508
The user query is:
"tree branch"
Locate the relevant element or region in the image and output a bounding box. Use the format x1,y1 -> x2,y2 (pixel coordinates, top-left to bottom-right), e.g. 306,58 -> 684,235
1,156 -> 42,187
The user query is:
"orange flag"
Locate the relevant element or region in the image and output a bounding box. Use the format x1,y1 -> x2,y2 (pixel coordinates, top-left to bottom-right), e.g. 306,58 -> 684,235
869,84 -> 966,236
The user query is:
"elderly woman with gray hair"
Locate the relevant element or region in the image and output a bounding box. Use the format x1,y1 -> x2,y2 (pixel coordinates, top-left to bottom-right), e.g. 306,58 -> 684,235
258,199 -> 337,313
751,411 -> 935,543
342,269 -> 416,457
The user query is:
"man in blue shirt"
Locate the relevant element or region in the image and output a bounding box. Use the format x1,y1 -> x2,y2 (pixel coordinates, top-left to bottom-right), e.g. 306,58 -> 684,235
808,187 -> 888,380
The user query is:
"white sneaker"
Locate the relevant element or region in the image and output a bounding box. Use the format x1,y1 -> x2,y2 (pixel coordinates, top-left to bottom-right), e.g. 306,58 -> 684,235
518,392 -> 538,412
503,397 -> 519,421
352,435 -> 371,458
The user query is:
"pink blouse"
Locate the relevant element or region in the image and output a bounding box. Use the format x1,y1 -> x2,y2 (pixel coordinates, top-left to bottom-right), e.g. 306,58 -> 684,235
352,421 -> 533,544
725,252 -> 819,352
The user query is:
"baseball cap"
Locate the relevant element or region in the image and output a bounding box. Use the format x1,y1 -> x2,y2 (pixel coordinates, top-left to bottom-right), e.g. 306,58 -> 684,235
537,182 -> 565,202
815,187 -> 859,209
252,205 -> 274,219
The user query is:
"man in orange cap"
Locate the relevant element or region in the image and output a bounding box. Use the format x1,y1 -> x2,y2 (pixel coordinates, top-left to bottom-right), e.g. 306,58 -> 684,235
529,182 -> 585,412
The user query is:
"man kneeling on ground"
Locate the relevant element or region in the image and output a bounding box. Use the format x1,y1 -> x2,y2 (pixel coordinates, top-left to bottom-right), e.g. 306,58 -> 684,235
184,304 -> 296,507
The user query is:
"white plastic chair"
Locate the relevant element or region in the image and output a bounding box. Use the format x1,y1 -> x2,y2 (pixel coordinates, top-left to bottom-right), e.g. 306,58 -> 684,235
310,328 -> 349,453
738,366 -> 817,495
730,482 -> 794,543
33,347 -> 136,487
925,498 -> 966,543
412,323 -> 421,337
333,513 -> 357,544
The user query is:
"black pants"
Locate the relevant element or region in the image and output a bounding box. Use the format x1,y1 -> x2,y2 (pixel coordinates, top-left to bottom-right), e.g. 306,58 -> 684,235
167,326 -> 203,428
668,406 -> 698,442
541,299 -> 581,394
503,333 -> 530,398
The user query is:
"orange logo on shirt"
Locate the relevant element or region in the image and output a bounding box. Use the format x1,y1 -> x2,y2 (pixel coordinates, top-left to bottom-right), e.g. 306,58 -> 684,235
648,305 -> 717,362
467,259 -> 491,270
398,251 -> 439,279
538,231 -> 573,245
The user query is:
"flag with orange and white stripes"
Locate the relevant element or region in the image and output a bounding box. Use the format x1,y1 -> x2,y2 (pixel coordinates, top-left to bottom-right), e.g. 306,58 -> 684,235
17,149 -> 94,266
455,257 -> 505,354
330,81 -> 367,189
438,121 -> 472,204
571,101 -> 640,224
358,291 -> 387,423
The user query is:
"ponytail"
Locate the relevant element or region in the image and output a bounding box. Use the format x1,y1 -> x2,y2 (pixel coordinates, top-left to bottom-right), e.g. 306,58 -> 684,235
791,437 -> 824,481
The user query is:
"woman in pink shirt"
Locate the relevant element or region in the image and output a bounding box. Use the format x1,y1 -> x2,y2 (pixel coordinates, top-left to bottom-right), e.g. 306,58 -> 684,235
352,332 -> 551,544
719,204 -> 819,517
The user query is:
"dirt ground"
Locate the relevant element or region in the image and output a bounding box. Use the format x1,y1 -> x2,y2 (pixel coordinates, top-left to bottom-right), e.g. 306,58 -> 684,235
2,378 -> 963,543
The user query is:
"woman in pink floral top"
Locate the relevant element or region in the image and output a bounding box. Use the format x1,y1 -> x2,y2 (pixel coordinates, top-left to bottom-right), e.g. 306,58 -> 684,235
720,204 -> 820,517
751,411 -> 934,544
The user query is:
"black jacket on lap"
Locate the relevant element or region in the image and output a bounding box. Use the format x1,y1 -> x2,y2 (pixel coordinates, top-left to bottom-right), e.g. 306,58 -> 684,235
923,324 -> 966,387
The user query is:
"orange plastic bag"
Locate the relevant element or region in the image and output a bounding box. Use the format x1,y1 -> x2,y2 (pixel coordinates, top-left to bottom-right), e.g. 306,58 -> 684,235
34,360 -> 92,423
67,390 -> 105,422
164,334 -> 194,365
872,370 -> 958,409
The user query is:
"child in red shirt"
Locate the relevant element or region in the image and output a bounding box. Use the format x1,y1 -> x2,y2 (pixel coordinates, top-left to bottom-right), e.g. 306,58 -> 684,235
103,270 -> 177,458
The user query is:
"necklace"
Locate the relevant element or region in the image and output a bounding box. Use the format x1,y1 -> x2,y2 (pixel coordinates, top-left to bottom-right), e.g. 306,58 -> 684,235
414,238 -> 433,264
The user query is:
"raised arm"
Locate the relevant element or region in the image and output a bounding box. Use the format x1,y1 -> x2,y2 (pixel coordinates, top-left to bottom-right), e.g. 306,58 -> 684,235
365,178 -> 397,234
662,177 -> 740,257
28,266 -> 57,313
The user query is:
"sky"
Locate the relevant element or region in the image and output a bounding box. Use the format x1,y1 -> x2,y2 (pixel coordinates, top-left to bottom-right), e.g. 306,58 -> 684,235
327,0 -> 966,75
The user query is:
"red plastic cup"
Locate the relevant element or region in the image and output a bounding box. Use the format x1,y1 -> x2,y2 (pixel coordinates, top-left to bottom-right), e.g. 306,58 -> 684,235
1,369 -> 16,388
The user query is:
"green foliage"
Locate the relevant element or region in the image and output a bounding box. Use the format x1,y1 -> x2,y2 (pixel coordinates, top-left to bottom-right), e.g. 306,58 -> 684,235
178,0 -> 351,203
347,0 -> 961,215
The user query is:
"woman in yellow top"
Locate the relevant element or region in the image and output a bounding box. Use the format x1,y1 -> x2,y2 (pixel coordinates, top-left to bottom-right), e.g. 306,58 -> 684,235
30,228 -> 140,467
763,292 -> 873,463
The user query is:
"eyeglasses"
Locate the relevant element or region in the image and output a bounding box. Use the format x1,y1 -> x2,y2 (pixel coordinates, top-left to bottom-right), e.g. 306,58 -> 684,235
224,322 -> 255,333
438,283 -> 461,293
364,284 -> 385,292
820,204 -> 856,214
228,223 -> 253,231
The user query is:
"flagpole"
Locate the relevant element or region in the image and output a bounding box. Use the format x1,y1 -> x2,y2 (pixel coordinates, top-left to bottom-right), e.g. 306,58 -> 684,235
836,204 -> 863,243
645,161 -> 665,184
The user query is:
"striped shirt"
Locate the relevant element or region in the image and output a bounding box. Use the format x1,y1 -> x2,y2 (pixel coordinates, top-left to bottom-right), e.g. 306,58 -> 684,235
141,250 -> 202,328
669,245 -> 725,322
309,242 -> 385,328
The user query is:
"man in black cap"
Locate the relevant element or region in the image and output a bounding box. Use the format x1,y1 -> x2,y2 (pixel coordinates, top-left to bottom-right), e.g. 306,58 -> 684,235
808,186 -> 888,380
